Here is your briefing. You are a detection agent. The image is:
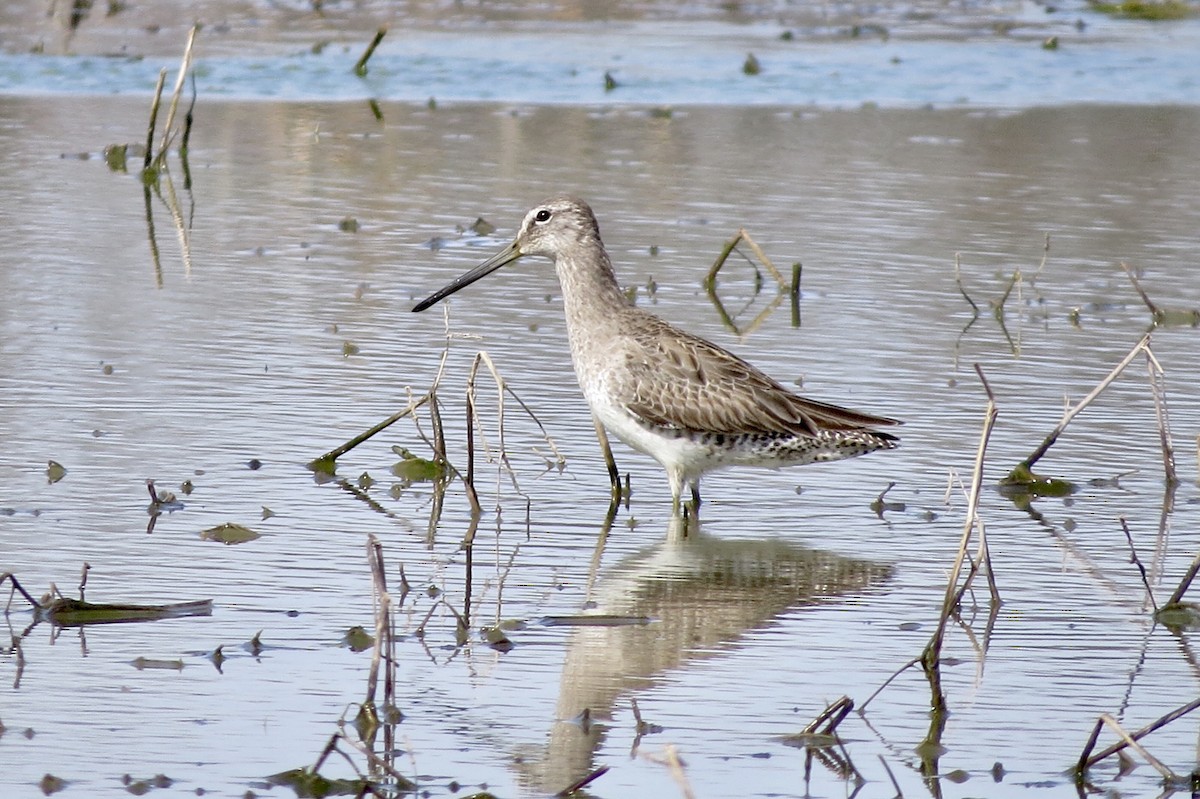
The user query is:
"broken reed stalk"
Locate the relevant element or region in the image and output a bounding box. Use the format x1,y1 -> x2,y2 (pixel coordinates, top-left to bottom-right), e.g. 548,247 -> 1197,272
1077,697 -> 1200,774
353,28 -> 387,77
0,572 -> 43,610
464,380 -> 482,516
154,24 -> 198,166
1121,261 -> 1159,315
466,350 -> 565,502
804,695 -> 854,735
335,730 -> 415,789
1013,333 -> 1151,476
555,765 -> 610,797
309,393 -> 431,469
1164,550 -> 1200,607
704,228 -> 787,290
144,69 -> 167,172
922,364 -> 998,706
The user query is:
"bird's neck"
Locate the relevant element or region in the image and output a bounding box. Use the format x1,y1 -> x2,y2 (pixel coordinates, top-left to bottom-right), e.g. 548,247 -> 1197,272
555,249 -> 631,321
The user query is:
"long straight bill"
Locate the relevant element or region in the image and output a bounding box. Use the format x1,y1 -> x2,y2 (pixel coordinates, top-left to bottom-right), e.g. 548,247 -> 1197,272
412,240 -> 523,312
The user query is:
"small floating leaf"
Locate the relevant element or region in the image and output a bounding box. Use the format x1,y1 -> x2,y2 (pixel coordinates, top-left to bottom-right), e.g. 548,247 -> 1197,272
1153,308 -> 1200,327
46,460 -> 66,484
307,455 -> 337,476
261,506 -> 275,519
343,625 -> 374,652
39,774 -> 68,795
102,144 -> 128,172
482,626 -> 513,652
342,340 -> 360,357
338,216 -> 359,233
743,52 -> 761,75
781,731 -> 839,749
999,463 -> 1076,498
1155,603 -> 1200,629
391,449 -> 442,483
470,217 -> 496,236
43,597 -> 212,627
132,657 -> 185,671
200,522 -> 261,546
603,70 -> 618,91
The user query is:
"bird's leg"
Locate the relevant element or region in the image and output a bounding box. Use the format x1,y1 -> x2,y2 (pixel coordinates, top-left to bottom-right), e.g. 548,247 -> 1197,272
668,470 -> 686,516
592,416 -> 623,500
689,480 -> 702,509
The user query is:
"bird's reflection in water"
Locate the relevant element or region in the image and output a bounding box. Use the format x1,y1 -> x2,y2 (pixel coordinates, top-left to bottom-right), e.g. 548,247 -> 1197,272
516,513 -> 893,793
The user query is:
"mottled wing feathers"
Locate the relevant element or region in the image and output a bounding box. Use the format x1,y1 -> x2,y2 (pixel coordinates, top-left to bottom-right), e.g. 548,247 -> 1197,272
615,314 -> 900,439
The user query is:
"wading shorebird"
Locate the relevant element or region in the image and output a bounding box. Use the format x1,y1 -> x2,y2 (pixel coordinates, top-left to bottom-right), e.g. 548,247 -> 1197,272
413,197 -> 899,511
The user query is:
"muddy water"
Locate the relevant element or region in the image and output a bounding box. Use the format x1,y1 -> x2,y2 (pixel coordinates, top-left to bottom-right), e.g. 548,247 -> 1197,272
2,93 -> 1200,797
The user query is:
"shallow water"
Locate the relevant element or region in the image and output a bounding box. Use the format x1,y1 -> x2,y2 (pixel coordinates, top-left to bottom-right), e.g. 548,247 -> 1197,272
1,92 -> 1199,798
0,0 -> 1198,107
3,2 -> 1200,795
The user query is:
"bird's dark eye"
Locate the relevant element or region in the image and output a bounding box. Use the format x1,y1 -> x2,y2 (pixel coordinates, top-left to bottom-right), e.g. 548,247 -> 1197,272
534,209 -> 551,223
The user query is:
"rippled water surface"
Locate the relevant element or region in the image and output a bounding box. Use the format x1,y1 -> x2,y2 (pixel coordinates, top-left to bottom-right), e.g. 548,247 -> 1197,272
2,4 -> 1200,798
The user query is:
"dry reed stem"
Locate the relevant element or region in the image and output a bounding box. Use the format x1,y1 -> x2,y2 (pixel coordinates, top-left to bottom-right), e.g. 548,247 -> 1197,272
1164,550 -> 1200,606
555,765 -> 610,796
1016,333 -> 1151,474
353,28 -> 387,77
1121,262 -> 1160,315
466,350 -> 564,504
144,70 -> 167,171
363,535 -> 389,707
921,364 -> 997,715
858,655 -> 921,712
155,25 -> 198,164
1096,714 -> 1176,779
1077,697 -> 1200,773
933,365 -> 998,633
1144,346 -> 1177,484
804,695 -> 855,735
336,730 -> 414,789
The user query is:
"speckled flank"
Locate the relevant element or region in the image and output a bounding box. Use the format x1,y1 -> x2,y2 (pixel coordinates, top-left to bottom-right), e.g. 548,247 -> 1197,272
415,196 -> 900,507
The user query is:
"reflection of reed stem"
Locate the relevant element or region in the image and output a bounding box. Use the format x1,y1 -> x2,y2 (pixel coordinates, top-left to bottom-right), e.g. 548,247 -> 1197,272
922,364 -> 998,715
